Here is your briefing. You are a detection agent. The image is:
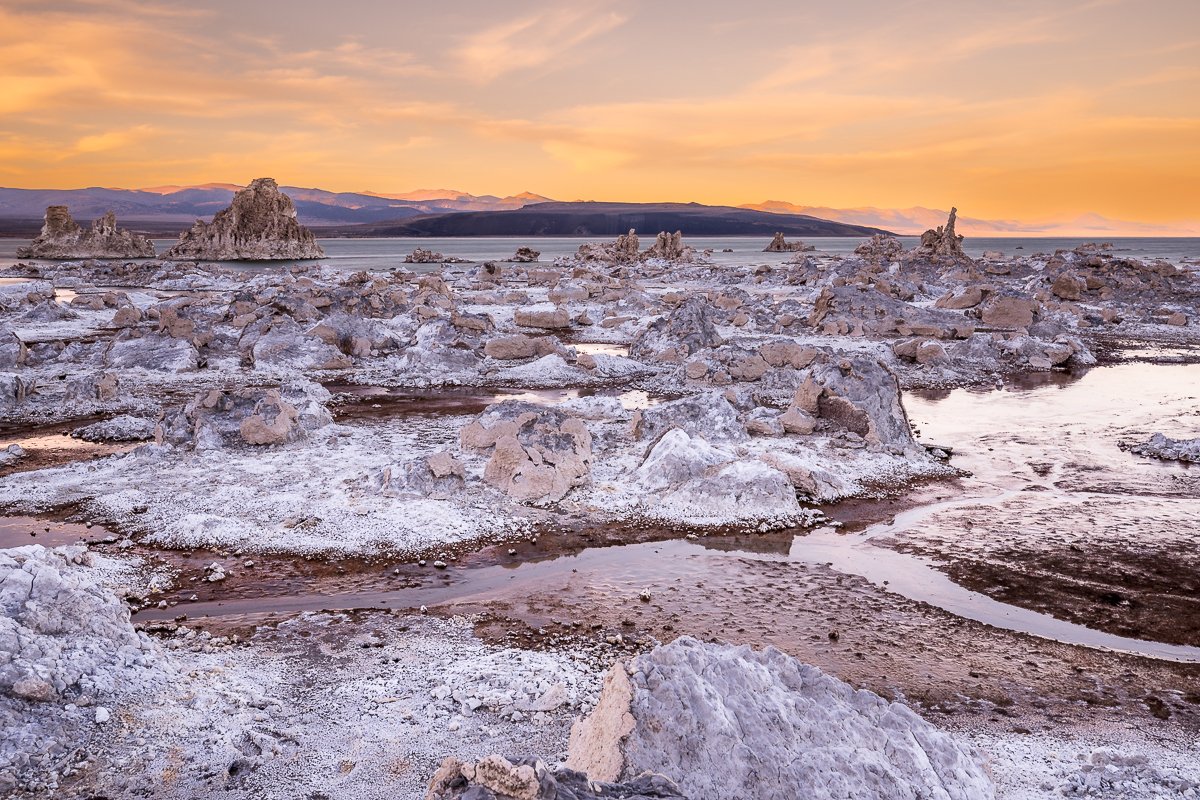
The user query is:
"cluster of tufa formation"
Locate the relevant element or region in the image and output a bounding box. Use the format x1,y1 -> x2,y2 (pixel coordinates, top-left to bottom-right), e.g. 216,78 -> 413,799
576,229 -> 695,264
164,177 -> 325,261
763,232 -> 814,253
17,208 -> 156,260
915,207 -> 968,261
430,638 -> 995,800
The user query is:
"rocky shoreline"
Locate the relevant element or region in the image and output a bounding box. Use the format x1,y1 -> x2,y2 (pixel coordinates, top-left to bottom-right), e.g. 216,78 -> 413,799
0,207 -> 1198,798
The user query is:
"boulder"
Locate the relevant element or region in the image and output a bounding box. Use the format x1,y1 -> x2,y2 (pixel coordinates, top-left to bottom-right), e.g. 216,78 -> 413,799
631,297 -> 723,359
514,306 -> 571,330
853,234 -> 904,262
460,401 -> 592,504
484,334 -> 556,360
508,247 -> 541,263
564,638 -> 994,800
16,208 -> 156,259
1128,433 -> 1200,463
980,296 -> 1037,328
631,393 -> 748,444
163,178 -> 325,260
156,381 -> 332,449
643,231 -> 694,262
576,230 -> 641,263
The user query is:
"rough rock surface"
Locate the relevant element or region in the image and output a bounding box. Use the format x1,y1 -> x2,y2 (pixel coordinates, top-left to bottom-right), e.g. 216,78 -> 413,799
0,546 -> 167,794
508,247 -> 541,263
156,380 -> 332,449
17,208 -> 156,259
460,401 -> 592,504
915,207 -> 968,261
763,232 -> 813,252
576,230 -> 641,263
427,755 -> 687,800
643,231 -> 694,263
163,178 -> 325,260
71,414 -> 156,443
1128,432 -> 1200,463
565,638 -> 995,800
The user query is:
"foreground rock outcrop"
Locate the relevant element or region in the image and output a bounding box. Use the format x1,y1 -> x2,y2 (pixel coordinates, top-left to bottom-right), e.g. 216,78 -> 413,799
427,755 -> 687,800
163,178 -> 325,261
1127,432 -> 1200,463
1,546 -> 168,794
17,207 -> 156,259
563,638 -> 995,800
914,207 -> 968,261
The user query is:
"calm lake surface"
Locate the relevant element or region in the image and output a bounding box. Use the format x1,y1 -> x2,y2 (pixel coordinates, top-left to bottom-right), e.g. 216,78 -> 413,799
2,236 -> 1199,272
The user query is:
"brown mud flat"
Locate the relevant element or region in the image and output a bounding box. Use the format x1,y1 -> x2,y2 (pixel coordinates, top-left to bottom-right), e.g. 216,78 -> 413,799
920,541 -> 1200,648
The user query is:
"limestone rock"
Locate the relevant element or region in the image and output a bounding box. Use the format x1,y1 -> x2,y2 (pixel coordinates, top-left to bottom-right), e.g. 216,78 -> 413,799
643,231 -> 694,263
163,178 -> 325,261
565,638 -> 994,800
17,208 -> 156,260
426,754 -> 687,800
631,393 -> 748,444
156,381 -> 332,449
915,207 -> 968,261
763,233 -> 813,253
508,247 -> 541,263
980,295 -> 1037,328
631,297 -> 723,359
514,306 -> 571,330
576,229 -> 641,263
460,401 -> 592,504
853,234 -> 904,262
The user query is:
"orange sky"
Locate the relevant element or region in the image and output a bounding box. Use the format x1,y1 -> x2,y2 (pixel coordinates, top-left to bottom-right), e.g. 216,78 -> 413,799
2,0 -> 1198,230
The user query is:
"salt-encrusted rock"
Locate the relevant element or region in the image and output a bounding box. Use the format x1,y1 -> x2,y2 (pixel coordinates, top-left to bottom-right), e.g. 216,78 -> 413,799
565,638 -> 994,800
631,393 -> 748,444
71,415 -> 156,443
405,248 -> 468,264
380,451 -> 466,500
935,285 -> 986,310
17,208 -> 156,259
460,401 -> 592,504
1128,432 -> 1200,463
643,231 -> 694,263
426,754 -> 688,800
485,334 -> 557,361
508,247 -> 541,263
915,207 -> 968,261
104,332 -> 199,373
156,380 -> 332,449
576,229 -> 641,263
514,306 -> 571,330
853,234 -> 904,262
0,546 -> 169,794
980,295 -> 1038,328
763,232 -> 813,253
631,297 -> 723,359
163,178 -> 325,261
0,443 -> 25,467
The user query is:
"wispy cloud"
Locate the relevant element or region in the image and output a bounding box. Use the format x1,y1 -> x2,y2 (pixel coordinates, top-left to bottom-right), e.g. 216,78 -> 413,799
454,7 -> 628,82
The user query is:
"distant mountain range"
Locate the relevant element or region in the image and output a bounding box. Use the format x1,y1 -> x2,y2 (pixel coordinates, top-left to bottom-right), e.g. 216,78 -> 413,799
0,184 -> 554,227
0,184 -> 1193,238
335,201 -> 886,238
739,201 -> 1200,237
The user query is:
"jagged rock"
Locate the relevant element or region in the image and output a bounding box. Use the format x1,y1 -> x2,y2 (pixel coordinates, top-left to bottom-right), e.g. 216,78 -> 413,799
0,444 -> 25,467
643,231 -> 694,262
16,208 -> 156,260
156,381 -> 332,449
576,230 -> 641,263
460,401 -> 592,504
163,178 -> 325,261
763,233 -> 813,253
631,297 -> 723,360
380,452 -> 466,500
426,755 -> 688,800
104,332 -> 199,373
915,208 -> 968,261
71,415 -> 156,443
1128,433 -> 1200,463
631,393 -> 747,444
853,234 -> 904,262
405,248 -> 468,264
564,638 -> 994,800
1051,272 -> 1085,300
508,247 -> 541,263
934,285 -> 986,309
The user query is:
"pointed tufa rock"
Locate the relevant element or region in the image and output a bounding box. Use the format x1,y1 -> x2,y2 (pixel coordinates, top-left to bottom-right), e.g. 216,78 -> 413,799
164,178 -> 325,261
915,207 -> 968,261
763,232 -> 814,252
17,207 -> 156,259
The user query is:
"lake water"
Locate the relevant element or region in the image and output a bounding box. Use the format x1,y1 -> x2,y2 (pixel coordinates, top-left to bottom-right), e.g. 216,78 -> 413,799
1,235 -> 1200,273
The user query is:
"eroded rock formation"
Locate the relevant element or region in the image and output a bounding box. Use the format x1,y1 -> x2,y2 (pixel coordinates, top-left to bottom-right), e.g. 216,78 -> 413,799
915,207 -> 968,261
163,178 -> 325,261
763,232 -> 813,252
17,208 -> 156,259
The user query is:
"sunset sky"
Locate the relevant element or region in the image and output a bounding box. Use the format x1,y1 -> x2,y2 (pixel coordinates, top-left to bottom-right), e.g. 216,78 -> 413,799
2,0 -> 1198,229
